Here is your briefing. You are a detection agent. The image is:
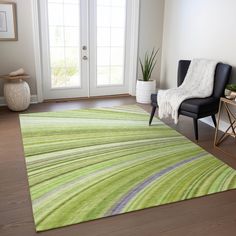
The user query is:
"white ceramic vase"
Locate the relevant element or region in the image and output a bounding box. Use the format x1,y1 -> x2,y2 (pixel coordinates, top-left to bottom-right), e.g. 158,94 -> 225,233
4,80 -> 31,111
136,80 -> 156,104
224,89 -> 231,97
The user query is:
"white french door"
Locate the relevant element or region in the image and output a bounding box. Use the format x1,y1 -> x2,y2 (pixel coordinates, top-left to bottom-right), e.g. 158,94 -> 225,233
40,0 -> 89,99
39,0 -> 138,100
90,0 -> 129,96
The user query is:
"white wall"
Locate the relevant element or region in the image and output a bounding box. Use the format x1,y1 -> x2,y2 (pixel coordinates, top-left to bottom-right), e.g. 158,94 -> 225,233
161,0 -> 236,89
161,0 -> 236,129
0,0 -> 37,96
138,0 -> 165,87
0,0 -> 165,98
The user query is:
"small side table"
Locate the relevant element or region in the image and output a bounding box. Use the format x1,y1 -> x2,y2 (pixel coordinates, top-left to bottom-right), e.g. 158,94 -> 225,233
0,74 -> 31,111
214,97 -> 236,155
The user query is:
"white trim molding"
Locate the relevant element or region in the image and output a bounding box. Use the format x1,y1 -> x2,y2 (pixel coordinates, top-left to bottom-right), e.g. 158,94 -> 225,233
0,95 -> 38,107
31,0 -> 43,102
128,0 -> 140,96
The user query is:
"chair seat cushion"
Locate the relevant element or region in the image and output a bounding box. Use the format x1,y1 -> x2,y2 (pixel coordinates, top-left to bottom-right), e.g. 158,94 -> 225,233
180,97 -> 219,114
151,93 -> 219,114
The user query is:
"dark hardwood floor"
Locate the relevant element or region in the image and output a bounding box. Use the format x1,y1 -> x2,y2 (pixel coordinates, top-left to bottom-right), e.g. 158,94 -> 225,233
0,96 -> 236,236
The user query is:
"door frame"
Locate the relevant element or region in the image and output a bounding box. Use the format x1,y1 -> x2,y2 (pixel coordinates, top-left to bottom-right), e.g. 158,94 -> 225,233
31,0 -> 140,102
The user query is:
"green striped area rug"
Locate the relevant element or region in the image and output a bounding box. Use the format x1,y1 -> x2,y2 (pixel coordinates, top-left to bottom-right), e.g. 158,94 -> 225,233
20,105 -> 236,232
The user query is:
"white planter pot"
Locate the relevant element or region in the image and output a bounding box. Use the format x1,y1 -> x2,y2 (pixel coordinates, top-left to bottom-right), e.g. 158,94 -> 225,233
224,89 -> 231,97
136,80 -> 156,104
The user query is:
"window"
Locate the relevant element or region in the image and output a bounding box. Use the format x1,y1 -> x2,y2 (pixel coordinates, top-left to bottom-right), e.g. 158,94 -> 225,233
48,0 -> 81,88
96,0 -> 126,86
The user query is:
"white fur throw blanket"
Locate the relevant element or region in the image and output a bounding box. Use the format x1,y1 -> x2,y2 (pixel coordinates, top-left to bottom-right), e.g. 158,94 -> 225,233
158,59 -> 218,124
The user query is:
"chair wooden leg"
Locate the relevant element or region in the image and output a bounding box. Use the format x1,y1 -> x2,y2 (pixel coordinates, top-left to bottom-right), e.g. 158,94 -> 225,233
211,114 -> 217,127
149,106 -> 157,126
193,118 -> 199,140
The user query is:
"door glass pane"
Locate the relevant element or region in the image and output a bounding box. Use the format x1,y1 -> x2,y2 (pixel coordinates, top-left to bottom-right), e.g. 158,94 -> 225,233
48,0 -> 81,88
96,0 -> 126,86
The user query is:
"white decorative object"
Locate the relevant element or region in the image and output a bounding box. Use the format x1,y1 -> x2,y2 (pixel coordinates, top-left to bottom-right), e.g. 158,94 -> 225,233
4,79 -> 30,111
224,88 -> 231,97
158,59 -> 218,124
9,68 -> 25,77
136,80 -> 156,104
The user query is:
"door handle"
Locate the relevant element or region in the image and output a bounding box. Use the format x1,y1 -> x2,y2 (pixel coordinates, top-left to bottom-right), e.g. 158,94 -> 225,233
82,46 -> 87,50
82,56 -> 88,60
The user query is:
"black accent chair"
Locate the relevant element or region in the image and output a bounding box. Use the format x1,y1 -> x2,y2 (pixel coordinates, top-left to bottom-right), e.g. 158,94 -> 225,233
149,60 -> 232,140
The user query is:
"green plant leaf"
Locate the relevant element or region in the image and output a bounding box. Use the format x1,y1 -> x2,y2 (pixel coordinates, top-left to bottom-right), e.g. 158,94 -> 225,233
139,48 -> 159,81
226,84 -> 236,92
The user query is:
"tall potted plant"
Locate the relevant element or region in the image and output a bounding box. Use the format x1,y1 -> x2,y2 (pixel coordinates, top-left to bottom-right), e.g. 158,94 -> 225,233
136,48 -> 159,104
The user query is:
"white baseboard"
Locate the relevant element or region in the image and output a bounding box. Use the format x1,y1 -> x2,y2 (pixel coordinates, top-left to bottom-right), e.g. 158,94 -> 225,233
0,95 -> 38,107
30,95 -> 39,104
200,117 -> 229,132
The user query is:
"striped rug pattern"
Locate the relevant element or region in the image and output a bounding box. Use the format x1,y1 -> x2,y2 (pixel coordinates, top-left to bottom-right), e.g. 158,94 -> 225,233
19,105 -> 236,232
